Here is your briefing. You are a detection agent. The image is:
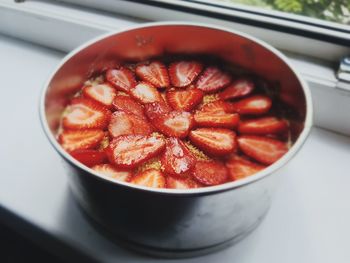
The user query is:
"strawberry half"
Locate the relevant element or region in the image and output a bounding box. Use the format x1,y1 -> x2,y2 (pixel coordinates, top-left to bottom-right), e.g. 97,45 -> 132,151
192,161 -> 228,186
136,61 -> 169,88
130,169 -> 166,188
226,155 -> 265,181
92,164 -> 132,182
161,137 -> 196,176
166,176 -> 202,189
189,128 -> 237,155
196,66 -> 231,93
59,129 -> 105,152
237,135 -> 288,165
112,95 -> 146,119
107,135 -> 165,168
219,79 -> 254,100
70,149 -> 107,167
108,111 -> 153,138
153,111 -> 194,138
62,98 -> 111,130
166,88 -> 203,111
144,101 -> 171,121
82,83 -> 116,108
130,82 -> 162,104
238,117 -> 288,135
106,67 -> 136,92
231,95 -> 272,115
169,61 -> 203,87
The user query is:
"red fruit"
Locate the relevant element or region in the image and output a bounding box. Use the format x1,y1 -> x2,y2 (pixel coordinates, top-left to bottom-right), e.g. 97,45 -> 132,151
189,128 -> 237,155
166,88 -> 203,111
106,67 -> 136,92
226,155 -> 265,181
192,161 -> 228,186
136,61 -> 169,88
166,176 -> 202,189
144,101 -> 171,121
70,149 -> 107,167
82,83 -> 116,108
219,79 -> 254,100
153,111 -> 194,138
199,100 -> 235,113
92,164 -> 132,182
169,61 -> 203,87
59,129 -> 105,152
237,135 -> 288,165
238,117 -> 288,135
107,135 -> 165,168
130,82 -> 162,104
130,169 -> 166,188
196,66 -> 231,93
62,98 -> 111,130
161,138 -> 196,176
112,95 -> 146,119
231,95 -> 272,115
108,111 -> 153,137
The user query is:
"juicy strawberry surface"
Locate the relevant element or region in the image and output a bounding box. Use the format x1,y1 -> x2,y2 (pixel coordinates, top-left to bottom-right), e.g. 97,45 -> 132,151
130,82 -> 162,104
130,169 -> 166,188
196,66 -> 231,93
59,129 -> 105,152
82,83 -> 116,108
166,88 -> 203,111
70,149 -> 107,167
112,95 -> 146,119
106,67 -> 136,92
231,95 -> 272,115
238,117 -> 288,135
144,101 -> 171,121
92,164 -> 132,182
219,79 -> 254,100
166,176 -> 202,189
169,61 -> 203,87
153,111 -> 194,138
192,161 -> 228,186
226,155 -> 265,181
136,61 -> 169,88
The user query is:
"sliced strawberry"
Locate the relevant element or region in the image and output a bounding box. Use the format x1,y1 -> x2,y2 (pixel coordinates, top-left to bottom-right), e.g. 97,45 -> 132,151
237,135 -> 288,165
192,161 -> 228,186
219,79 -> 254,100
136,61 -> 169,88
144,101 -> 171,121
106,67 -> 136,92
92,164 -> 132,182
107,135 -> 165,168
169,61 -> 203,87
62,98 -> 111,130
108,111 -> 153,137
153,111 -> 194,138
231,95 -> 272,115
112,95 -> 146,119
196,66 -> 231,93
161,138 -> 196,176
189,128 -> 236,155
130,169 -> 166,188
59,129 -> 105,152
166,176 -> 202,189
130,82 -> 162,104
226,155 -> 265,181
198,100 -> 235,113
238,117 -> 288,135
82,83 -> 116,108
70,149 -> 107,167
166,88 -> 203,111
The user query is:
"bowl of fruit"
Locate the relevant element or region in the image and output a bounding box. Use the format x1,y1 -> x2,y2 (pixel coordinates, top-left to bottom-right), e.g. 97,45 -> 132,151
40,22 -> 312,257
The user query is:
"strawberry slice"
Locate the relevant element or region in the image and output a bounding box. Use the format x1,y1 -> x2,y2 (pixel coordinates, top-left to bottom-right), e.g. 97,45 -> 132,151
92,164 -> 132,182
231,95 -> 272,115
62,98 -> 111,130
166,88 -> 203,111
189,128 -> 236,155
166,176 -> 202,189
107,135 -> 165,168
106,67 -> 136,92
144,101 -> 171,121
169,61 -> 203,87
196,66 -> 231,93
130,82 -> 162,104
70,149 -> 107,167
237,135 -> 288,165
226,155 -> 265,181
153,111 -> 194,138
219,79 -> 254,100
130,169 -> 166,188
161,138 -> 196,176
136,61 -> 169,88
82,83 -> 116,108
112,95 -> 146,119
238,117 -> 288,135
108,111 -> 153,137
59,129 -> 105,152
192,161 -> 228,186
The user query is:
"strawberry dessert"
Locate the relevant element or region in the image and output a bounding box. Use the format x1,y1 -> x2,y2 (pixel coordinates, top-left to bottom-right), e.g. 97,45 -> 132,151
58,58 -> 291,189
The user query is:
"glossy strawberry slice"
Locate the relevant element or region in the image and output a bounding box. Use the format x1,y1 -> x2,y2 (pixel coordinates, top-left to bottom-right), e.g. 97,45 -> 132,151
196,66 -> 231,93
219,79 -> 254,100
166,88 -> 203,111
189,128 -> 236,155
130,82 -> 163,104
169,61 -> 203,87
226,155 -> 265,181
192,161 -> 228,186
107,135 -> 165,168
108,111 -> 153,137
161,138 -> 196,176
82,83 -> 116,108
62,98 -> 111,129
231,95 -> 272,115
237,135 -> 288,165
166,176 -> 202,189
59,129 -> 105,152
144,101 -> 171,121
112,95 -> 146,119
70,149 -> 107,167
130,169 -> 166,188
92,164 -> 132,182
153,111 -> 194,138
136,61 -> 169,88
238,117 -> 288,135
106,67 -> 136,92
